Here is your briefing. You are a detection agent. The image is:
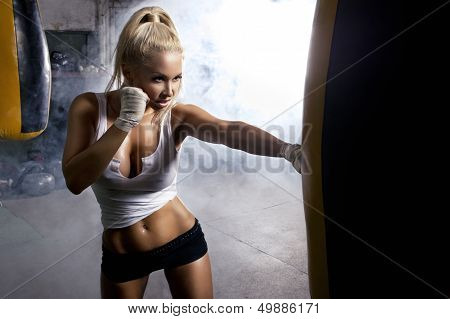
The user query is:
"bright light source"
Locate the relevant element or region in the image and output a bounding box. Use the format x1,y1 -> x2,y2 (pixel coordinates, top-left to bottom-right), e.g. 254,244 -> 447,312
205,0 -> 316,123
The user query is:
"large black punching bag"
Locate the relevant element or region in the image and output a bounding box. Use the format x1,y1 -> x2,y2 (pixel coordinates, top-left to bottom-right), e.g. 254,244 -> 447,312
0,0 -> 51,140
302,0 -> 449,298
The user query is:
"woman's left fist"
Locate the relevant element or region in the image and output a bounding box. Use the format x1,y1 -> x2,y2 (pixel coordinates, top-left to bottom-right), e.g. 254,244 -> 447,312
280,143 -> 302,174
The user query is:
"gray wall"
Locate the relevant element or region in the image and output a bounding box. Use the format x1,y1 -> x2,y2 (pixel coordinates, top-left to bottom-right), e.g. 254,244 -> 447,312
39,0 -> 98,31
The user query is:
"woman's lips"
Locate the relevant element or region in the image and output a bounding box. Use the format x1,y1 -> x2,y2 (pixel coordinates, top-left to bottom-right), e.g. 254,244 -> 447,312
155,99 -> 171,106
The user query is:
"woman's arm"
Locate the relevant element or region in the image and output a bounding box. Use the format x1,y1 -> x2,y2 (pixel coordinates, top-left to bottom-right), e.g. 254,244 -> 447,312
223,121 -> 287,157
62,93 -> 128,195
178,103 -> 288,157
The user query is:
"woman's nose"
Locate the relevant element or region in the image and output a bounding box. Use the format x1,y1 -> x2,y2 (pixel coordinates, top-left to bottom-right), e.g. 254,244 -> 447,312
163,81 -> 173,96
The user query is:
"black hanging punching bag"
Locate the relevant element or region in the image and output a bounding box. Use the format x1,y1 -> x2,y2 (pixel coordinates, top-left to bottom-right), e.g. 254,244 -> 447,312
0,0 -> 51,140
302,0 -> 449,298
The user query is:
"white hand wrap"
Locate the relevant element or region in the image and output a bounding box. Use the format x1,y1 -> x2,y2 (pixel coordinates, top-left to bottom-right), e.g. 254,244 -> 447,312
280,143 -> 302,174
113,87 -> 150,132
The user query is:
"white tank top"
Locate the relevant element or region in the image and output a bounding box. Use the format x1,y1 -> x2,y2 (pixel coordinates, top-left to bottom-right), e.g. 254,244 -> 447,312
91,92 -> 180,229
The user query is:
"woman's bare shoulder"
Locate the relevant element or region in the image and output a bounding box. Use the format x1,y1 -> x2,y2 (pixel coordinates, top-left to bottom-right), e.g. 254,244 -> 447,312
171,102 -> 201,123
69,92 -> 99,113
171,102 -> 187,126
68,91 -> 100,128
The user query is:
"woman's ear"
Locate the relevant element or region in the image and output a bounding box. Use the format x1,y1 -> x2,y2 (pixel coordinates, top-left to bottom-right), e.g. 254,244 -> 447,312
121,63 -> 134,85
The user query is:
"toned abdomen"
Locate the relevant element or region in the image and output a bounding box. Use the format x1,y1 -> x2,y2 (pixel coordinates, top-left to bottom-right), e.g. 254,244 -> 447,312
102,196 -> 196,254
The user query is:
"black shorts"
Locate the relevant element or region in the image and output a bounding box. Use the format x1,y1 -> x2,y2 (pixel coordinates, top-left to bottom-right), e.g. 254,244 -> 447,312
101,218 -> 208,283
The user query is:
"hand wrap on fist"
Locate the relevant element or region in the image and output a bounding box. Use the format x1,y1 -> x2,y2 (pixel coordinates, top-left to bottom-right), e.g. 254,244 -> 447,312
279,143 -> 302,174
113,87 -> 150,132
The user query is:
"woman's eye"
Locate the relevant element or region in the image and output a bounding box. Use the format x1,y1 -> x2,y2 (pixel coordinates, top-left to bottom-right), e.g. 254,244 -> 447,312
152,76 -> 182,82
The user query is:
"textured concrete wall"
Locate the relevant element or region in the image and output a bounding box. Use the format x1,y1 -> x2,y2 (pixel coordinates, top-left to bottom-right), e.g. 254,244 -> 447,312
38,0 -> 97,31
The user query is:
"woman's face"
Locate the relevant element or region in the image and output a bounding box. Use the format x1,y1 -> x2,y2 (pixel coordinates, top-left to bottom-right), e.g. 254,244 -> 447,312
123,51 -> 183,110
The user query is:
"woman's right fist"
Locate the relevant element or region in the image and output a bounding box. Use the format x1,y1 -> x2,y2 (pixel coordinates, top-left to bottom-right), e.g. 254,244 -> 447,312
113,87 -> 150,132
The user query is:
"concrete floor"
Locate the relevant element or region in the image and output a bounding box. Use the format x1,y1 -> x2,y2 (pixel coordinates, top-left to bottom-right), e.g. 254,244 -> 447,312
0,158 -> 309,299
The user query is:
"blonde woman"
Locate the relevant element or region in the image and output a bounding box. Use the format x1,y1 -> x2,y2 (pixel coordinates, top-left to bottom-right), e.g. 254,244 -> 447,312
62,6 -> 302,299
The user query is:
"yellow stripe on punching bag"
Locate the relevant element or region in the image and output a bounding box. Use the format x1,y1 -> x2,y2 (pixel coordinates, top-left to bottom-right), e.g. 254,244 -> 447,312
0,0 -> 51,140
0,0 -> 20,138
302,0 -> 339,298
